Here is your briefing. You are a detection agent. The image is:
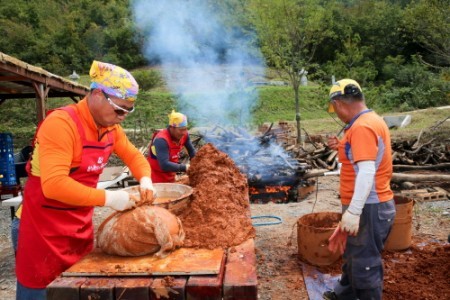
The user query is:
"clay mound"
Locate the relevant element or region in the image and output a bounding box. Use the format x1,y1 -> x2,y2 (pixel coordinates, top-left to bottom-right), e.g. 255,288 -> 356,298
179,143 -> 255,249
97,205 -> 185,257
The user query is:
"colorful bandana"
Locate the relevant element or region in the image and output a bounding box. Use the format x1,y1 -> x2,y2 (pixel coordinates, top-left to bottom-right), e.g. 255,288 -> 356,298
168,110 -> 188,127
89,60 -> 139,102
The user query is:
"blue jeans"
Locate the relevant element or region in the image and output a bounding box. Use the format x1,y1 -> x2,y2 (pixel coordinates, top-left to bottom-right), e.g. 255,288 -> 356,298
11,217 -> 20,254
16,281 -> 46,300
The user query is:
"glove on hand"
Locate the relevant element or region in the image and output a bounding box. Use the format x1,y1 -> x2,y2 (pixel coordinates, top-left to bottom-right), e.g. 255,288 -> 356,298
105,190 -> 136,211
139,176 -> 156,203
328,225 -> 348,255
341,210 -> 360,236
185,163 -> 190,172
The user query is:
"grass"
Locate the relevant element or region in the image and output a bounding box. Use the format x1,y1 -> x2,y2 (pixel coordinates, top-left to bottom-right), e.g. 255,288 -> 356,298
1,76 -> 449,150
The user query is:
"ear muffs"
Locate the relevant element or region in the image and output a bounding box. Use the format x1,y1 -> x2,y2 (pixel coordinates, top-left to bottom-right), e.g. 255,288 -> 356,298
344,84 -> 362,96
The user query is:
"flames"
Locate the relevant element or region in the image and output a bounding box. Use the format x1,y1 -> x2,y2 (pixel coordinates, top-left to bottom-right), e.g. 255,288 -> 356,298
249,185 -> 291,194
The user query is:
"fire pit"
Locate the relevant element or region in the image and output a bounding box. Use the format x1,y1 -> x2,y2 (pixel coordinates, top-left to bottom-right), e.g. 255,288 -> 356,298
200,126 -> 311,203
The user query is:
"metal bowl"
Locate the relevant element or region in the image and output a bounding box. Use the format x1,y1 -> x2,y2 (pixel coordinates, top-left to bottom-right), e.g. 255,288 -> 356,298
121,183 -> 193,215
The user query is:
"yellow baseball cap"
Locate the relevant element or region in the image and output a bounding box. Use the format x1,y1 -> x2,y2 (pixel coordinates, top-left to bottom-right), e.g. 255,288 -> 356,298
328,79 -> 362,113
89,61 -> 139,102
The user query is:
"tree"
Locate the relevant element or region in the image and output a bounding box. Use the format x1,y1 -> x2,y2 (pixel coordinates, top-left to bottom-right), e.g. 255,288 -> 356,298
249,0 -> 332,143
403,0 -> 450,67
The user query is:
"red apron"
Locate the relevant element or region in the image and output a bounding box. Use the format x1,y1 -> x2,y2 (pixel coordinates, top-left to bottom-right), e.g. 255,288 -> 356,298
147,128 -> 187,183
16,107 -> 114,288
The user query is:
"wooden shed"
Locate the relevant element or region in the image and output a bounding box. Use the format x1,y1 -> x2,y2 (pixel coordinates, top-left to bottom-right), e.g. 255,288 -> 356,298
0,52 -> 89,122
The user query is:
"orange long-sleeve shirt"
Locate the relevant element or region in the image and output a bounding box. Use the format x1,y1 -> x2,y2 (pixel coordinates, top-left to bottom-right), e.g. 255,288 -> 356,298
28,98 -> 150,206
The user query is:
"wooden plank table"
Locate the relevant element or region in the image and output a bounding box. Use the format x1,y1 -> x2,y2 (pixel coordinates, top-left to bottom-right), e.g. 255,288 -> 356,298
47,239 -> 257,300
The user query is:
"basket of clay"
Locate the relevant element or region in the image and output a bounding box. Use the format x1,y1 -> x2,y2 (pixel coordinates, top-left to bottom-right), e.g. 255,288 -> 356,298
121,183 -> 193,215
297,211 -> 342,266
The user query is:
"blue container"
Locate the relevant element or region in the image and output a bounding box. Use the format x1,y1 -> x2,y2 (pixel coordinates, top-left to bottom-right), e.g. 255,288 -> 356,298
0,133 -> 17,186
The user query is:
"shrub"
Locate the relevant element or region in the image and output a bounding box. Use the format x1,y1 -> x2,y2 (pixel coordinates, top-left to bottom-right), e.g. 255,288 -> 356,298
132,69 -> 162,91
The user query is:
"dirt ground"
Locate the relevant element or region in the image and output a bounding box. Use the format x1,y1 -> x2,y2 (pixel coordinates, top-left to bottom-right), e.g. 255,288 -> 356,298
1,173 -> 449,299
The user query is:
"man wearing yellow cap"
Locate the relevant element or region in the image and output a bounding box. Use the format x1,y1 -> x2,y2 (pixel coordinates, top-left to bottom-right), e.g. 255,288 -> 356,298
323,79 -> 395,300
147,110 -> 196,183
15,61 -> 155,300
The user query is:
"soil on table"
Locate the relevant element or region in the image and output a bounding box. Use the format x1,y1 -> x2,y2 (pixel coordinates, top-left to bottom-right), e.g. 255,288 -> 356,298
179,143 -> 256,249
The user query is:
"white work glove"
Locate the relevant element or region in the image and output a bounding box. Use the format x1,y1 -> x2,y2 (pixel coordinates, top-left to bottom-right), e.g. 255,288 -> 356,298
185,163 -> 190,172
104,190 -> 136,211
341,210 -> 360,236
140,176 -> 156,202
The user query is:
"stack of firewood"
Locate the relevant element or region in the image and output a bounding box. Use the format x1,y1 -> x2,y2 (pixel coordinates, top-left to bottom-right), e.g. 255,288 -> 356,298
392,138 -> 450,167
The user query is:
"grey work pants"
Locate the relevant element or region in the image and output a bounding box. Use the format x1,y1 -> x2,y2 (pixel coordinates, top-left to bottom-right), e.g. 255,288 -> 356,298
333,200 -> 395,300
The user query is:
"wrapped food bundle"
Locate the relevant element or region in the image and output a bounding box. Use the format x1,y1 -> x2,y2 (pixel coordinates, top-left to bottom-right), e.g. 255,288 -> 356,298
97,206 -> 185,258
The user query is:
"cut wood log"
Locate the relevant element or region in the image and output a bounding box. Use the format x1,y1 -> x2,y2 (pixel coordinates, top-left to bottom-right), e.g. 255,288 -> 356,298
326,150 -> 338,163
391,173 -> 450,182
393,163 -> 450,171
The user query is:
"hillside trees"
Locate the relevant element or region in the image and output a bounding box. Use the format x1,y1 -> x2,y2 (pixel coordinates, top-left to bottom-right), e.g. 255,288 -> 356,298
319,0 -> 406,84
249,0 -> 332,143
403,0 -> 450,68
0,0 -> 447,112
0,0 -> 145,74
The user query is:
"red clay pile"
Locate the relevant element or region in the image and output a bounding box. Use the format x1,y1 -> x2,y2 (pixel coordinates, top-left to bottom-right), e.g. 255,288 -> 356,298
179,143 -> 255,249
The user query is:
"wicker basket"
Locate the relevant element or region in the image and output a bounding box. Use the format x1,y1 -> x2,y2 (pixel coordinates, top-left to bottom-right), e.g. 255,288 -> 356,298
122,183 -> 193,215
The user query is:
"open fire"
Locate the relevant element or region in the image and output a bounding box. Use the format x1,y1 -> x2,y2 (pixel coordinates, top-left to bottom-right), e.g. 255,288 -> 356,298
200,126 -> 311,204
248,185 -> 293,203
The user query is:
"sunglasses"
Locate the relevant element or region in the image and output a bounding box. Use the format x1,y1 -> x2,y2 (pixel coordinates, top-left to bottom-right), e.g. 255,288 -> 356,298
102,91 -> 135,116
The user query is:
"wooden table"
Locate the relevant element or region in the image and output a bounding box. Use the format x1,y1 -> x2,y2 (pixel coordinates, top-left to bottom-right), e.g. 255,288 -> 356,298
47,239 -> 257,300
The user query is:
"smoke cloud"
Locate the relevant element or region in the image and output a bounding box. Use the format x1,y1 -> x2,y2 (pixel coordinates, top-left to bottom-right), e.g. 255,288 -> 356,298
133,0 -> 265,126
133,1 -> 299,184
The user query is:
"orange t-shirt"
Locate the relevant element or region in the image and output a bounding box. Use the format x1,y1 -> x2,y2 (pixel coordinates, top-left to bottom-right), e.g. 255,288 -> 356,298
28,98 -> 150,207
338,110 -> 393,205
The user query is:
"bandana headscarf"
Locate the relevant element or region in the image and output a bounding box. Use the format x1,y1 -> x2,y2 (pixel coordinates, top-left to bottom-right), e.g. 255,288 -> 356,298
168,110 -> 188,127
89,60 -> 139,102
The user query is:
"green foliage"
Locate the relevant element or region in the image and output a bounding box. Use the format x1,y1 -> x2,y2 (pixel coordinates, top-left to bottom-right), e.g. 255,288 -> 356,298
403,0 -> 450,67
132,69 -> 163,91
370,56 -> 450,111
122,91 -> 177,131
252,85 -> 329,125
322,33 -> 378,84
0,0 -> 146,74
1,0 -> 449,149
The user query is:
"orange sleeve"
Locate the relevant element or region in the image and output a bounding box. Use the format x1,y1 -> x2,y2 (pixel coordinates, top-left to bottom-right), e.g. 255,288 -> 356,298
112,125 -> 151,180
36,110 -> 105,206
348,125 -> 378,163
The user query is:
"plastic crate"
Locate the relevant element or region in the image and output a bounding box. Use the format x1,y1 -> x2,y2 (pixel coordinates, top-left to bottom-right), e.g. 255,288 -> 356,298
0,163 -> 17,186
0,133 -> 17,187
0,132 -> 13,149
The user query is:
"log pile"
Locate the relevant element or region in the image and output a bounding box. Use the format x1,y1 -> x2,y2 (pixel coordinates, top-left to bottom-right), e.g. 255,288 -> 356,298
392,138 -> 450,167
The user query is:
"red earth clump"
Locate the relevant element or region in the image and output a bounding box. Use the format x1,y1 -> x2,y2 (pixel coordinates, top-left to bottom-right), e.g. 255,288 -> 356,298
316,238 -> 450,299
178,143 -> 255,249
383,240 -> 450,300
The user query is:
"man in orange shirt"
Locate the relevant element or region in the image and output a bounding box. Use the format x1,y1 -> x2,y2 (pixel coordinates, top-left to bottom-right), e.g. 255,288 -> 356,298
15,61 -> 155,300
324,79 -> 396,300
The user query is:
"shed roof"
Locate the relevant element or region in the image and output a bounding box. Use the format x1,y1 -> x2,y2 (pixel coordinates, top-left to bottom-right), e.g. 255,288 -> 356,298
0,52 -> 89,121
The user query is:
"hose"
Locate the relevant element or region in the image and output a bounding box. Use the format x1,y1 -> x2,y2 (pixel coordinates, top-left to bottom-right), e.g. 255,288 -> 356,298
251,215 -> 282,227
